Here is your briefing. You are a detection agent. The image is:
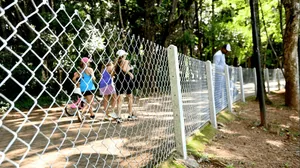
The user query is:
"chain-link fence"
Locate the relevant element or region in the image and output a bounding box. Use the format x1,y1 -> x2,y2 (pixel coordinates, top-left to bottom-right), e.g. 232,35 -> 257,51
0,1 -> 287,167
178,55 -> 210,137
266,68 -> 285,93
0,2 -> 176,167
212,64 -> 228,113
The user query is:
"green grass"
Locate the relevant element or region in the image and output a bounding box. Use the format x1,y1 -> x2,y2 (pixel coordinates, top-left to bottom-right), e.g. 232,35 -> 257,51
186,124 -> 218,158
217,111 -> 236,124
157,155 -> 186,168
245,95 -> 256,102
159,110 -> 237,167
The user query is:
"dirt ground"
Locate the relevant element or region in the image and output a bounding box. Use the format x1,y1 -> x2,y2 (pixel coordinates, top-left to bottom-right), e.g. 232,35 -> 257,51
201,90 -> 300,168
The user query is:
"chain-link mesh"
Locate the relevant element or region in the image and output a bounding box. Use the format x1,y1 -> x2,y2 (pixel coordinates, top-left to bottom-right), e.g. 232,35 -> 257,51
0,2 -> 176,167
268,68 -> 278,91
212,64 -> 228,113
265,68 -> 286,92
228,66 -> 241,103
178,54 -> 210,137
0,1 -> 284,167
276,69 -> 286,90
242,68 -> 256,97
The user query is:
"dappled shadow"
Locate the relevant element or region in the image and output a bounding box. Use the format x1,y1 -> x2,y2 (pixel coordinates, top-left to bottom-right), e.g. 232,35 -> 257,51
204,91 -> 300,167
0,94 -> 178,168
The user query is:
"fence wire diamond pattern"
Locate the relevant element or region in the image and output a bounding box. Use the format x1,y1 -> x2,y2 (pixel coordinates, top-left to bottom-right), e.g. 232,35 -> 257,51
0,2 -> 176,167
0,1 -> 286,168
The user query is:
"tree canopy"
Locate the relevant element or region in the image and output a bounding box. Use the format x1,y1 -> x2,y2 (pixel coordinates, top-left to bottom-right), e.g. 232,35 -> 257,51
0,0 -> 292,108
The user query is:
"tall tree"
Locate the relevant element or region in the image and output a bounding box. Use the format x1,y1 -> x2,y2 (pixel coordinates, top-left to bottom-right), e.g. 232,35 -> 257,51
250,0 -> 267,127
283,0 -> 299,108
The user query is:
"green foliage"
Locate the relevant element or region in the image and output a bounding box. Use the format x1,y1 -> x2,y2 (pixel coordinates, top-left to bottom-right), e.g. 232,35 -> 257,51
0,0 -> 285,109
198,0 -> 283,67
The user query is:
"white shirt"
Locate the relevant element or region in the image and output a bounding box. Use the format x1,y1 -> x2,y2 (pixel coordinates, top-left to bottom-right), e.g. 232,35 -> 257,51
213,50 -> 226,73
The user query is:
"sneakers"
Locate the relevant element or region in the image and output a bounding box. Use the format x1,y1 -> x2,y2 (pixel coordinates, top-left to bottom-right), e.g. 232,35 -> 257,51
128,115 -> 138,120
108,112 -> 119,119
104,116 -> 122,123
104,116 -> 111,121
116,118 -> 123,123
90,114 -> 95,119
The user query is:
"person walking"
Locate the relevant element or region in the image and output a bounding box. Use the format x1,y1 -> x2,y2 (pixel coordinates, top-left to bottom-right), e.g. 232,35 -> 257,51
99,58 -> 120,122
113,49 -> 137,120
213,44 -> 231,110
73,57 -> 96,119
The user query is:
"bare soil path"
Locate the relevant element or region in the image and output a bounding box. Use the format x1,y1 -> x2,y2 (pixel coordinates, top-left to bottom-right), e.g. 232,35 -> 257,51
201,90 -> 300,168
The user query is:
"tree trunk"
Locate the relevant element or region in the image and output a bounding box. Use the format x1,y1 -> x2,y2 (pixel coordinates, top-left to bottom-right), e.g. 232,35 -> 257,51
211,0 -> 215,61
144,0 -> 156,42
195,0 -> 203,60
283,0 -> 299,108
162,0 -> 194,47
254,0 -> 272,104
118,0 -> 124,29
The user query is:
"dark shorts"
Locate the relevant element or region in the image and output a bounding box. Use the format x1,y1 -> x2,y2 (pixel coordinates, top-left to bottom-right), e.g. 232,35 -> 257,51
115,82 -> 133,95
115,72 -> 134,95
82,90 -> 94,96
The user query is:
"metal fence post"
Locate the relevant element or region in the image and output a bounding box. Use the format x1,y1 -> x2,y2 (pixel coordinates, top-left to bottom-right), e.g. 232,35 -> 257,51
277,68 -> 281,90
265,68 -> 270,93
239,66 -> 245,102
225,65 -> 233,112
253,67 -> 257,96
206,61 -> 217,128
167,45 -> 187,159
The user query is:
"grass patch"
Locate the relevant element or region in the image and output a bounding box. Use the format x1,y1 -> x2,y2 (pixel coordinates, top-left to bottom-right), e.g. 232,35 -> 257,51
217,111 -> 236,124
186,124 -> 217,158
245,95 -> 256,102
157,155 -> 186,168
159,110 -> 238,167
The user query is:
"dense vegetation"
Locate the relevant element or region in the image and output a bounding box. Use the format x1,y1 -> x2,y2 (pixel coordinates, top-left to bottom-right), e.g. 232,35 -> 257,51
0,0 -> 292,109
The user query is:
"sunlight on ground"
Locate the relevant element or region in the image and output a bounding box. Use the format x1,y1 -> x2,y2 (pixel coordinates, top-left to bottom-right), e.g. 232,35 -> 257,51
279,124 -> 290,129
19,138 -> 132,168
266,140 -> 283,148
237,135 -> 250,140
289,115 -> 299,122
208,146 -> 244,160
219,128 -> 238,135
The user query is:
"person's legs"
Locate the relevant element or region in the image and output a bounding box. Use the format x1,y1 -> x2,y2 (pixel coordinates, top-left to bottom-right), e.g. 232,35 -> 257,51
116,94 -> 123,117
103,95 -> 109,116
81,92 -> 94,118
110,93 -> 117,110
86,94 -> 94,117
127,94 -> 133,115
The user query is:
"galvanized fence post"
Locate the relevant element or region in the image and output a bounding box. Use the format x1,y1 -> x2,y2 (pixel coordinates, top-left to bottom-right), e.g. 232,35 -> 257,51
265,68 -> 270,93
206,61 -> 217,128
225,65 -> 233,112
277,68 -> 281,90
167,45 -> 187,159
253,67 -> 257,96
239,66 -> 245,102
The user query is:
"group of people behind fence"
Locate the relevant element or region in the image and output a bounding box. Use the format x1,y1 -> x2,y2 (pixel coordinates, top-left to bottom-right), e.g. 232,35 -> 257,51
71,44 -> 237,122
72,49 -> 137,123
